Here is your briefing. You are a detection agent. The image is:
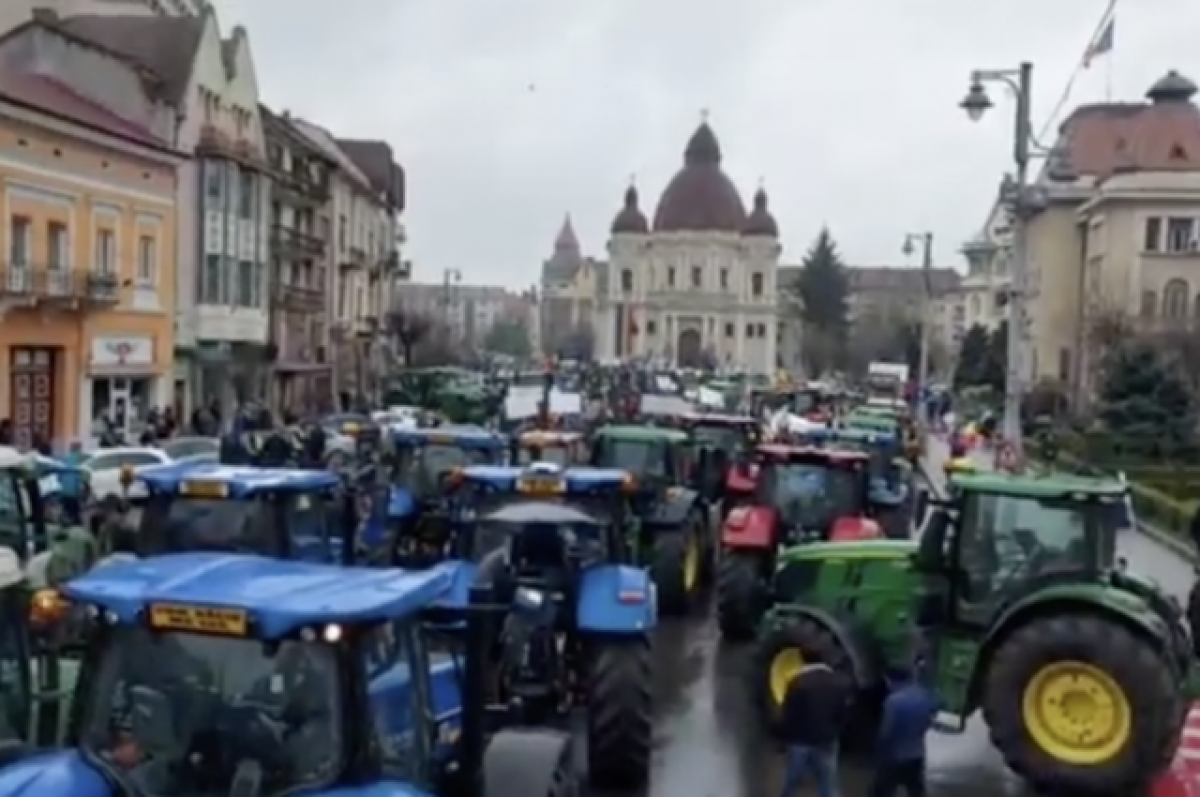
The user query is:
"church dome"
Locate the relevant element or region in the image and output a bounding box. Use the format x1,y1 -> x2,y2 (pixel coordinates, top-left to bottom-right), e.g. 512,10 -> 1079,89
652,121 -> 746,233
742,187 -> 778,237
611,184 -> 649,234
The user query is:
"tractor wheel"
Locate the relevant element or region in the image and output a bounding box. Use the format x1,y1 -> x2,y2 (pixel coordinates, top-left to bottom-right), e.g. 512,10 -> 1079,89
651,529 -> 698,615
584,635 -> 652,790
751,616 -> 853,737
690,508 -> 715,586
716,553 -> 765,640
982,615 -> 1183,797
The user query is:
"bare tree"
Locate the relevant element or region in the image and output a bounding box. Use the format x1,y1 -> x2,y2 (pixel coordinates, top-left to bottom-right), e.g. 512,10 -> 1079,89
385,307 -> 433,366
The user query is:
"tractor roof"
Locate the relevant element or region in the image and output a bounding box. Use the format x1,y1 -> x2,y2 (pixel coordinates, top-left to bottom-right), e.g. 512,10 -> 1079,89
757,443 -> 870,463
594,424 -> 689,444
139,463 -> 338,497
949,470 -> 1128,498
390,425 -> 507,449
683,412 -> 757,427
459,464 -> 631,494
63,553 -> 457,638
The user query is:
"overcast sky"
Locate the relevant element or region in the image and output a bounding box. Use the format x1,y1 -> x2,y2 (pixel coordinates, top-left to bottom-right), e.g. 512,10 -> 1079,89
212,1 -> 1198,288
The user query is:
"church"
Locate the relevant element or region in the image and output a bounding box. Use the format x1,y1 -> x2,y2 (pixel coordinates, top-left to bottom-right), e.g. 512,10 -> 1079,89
593,119 -> 782,372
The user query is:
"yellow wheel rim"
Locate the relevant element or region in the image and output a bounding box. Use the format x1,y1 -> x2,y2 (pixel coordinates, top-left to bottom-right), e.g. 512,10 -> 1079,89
768,648 -> 804,707
1021,661 -> 1132,765
683,539 -> 698,592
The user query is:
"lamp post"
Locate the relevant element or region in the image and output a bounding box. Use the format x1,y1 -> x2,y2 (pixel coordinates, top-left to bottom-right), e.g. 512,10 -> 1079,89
958,61 -> 1050,456
902,231 -> 934,427
442,268 -> 463,345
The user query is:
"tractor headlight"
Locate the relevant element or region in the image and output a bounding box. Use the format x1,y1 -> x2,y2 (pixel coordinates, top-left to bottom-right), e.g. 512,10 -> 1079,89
514,587 -> 546,613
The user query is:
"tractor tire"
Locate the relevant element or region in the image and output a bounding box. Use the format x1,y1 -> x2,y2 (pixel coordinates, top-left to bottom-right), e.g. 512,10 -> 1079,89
584,635 -> 652,790
982,615 -> 1183,797
651,530 -> 695,615
690,508 -> 716,586
716,553 -> 764,641
751,616 -> 853,737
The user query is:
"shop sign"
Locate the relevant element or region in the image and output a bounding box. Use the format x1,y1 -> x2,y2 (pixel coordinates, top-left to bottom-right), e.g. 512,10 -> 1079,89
91,336 -> 154,368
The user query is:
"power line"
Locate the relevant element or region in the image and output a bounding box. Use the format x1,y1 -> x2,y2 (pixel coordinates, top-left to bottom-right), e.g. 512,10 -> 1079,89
1034,0 -> 1118,144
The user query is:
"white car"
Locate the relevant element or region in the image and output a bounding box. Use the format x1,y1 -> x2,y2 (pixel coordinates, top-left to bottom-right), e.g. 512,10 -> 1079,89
83,438 -> 219,500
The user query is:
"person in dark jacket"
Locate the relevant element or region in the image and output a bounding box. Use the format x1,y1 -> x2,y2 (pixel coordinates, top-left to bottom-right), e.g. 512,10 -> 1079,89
870,664 -> 939,797
777,661 -> 850,797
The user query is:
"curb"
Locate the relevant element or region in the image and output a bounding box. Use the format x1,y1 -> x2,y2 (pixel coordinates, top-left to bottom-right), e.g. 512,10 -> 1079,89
1137,520 -> 1197,565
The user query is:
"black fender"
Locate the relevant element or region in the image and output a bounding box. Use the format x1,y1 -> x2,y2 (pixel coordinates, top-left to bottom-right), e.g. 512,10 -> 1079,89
483,727 -> 574,797
778,604 -> 882,690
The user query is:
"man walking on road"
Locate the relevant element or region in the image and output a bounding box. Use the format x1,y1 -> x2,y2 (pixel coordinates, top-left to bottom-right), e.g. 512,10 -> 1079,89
777,661 -> 850,797
870,664 -> 939,797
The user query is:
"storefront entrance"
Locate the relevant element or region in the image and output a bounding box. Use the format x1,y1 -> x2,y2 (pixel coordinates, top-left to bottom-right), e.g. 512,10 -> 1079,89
90,377 -> 154,443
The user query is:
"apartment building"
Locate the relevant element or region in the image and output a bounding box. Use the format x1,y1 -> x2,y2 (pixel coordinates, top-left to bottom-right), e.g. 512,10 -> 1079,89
0,0 -> 203,37
0,19 -> 183,447
262,106 -> 334,412
403,282 -> 534,351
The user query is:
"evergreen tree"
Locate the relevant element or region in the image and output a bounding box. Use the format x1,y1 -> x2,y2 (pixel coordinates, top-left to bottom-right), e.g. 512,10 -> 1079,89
792,228 -> 850,375
1096,340 -> 1197,458
982,321 -> 1009,393
952,324 -> 991,389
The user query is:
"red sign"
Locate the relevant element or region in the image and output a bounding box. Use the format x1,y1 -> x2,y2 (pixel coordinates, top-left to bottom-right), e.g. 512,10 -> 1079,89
1152,705 -> 1200,797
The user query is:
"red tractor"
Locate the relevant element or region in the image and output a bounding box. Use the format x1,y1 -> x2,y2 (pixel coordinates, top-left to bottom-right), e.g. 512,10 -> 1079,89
715,444 -> 880,640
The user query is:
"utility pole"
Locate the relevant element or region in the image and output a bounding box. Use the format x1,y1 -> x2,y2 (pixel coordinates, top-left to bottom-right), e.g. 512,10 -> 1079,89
960,61 -> 1047,458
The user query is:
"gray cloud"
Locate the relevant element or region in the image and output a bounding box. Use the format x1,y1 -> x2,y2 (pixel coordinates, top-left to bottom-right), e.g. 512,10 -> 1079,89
212,0 -> 1200,286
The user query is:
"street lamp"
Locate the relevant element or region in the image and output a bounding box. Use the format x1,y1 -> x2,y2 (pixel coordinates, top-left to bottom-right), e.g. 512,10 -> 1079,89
958,61 -> 1053,457
903,232 -> 934,427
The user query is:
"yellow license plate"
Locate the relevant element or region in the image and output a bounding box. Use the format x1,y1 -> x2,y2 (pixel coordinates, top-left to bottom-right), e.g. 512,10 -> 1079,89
180,480 -> 228,498
148,603 -> 248,635
342,423 -> 360,433
517,477 -> 564,495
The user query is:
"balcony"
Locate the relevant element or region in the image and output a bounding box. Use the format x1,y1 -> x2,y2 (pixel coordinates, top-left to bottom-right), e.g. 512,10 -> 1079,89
0,265 -> 122,307
340,245 -> 368,271
197,124 -> 266,171
273,165 -> 330,206
190,304 -> 269,344
354,314 -> 378,339
270,224 -> 326,260
270,282 -> 325,312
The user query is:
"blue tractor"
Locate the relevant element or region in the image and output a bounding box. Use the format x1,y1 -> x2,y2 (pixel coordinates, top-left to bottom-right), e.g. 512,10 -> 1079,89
443,463 -> 654,789
380,427 -> 508,567
125,463 -> 356,562
0,552 -> 578,797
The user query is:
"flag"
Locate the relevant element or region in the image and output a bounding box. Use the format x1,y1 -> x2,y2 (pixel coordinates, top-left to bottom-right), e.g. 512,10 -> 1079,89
1083,17 -> 1114,68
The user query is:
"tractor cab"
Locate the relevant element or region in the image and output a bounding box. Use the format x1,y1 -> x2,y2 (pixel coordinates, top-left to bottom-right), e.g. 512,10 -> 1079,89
132,463 -> 349,562
589,425 -> 692,500
0,553 -> 580,797
511,430 -> 587,469
384,427 -> 508,566
680,412 -> 760,503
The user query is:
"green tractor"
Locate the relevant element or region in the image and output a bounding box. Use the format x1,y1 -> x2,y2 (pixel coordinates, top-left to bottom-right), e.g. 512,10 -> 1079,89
752,469 -> 1192,797
590,424 -> 710,615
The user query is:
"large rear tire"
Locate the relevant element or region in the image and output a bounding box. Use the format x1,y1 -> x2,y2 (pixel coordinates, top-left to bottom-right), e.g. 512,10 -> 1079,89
650,529 -> 696,615
716,552 -> 764,640
585,635 -> 652,790
982,615 -> 1182,797
750,617 -> 852,736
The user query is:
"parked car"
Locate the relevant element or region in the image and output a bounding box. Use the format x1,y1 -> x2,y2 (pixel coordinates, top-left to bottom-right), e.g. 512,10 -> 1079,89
83,438 -> 218,500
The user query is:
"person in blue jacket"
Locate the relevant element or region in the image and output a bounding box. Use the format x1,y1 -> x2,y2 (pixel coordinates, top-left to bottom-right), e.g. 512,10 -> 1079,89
870,662 -> 939,797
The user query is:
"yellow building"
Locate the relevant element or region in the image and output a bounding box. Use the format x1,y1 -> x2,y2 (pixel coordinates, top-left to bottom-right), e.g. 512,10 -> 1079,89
0,71 -> 182,447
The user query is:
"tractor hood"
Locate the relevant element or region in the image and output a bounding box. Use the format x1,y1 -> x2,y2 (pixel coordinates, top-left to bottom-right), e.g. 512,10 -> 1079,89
0,751 -> 107,797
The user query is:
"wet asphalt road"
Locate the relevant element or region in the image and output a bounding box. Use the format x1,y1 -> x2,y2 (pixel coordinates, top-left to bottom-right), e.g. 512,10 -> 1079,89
642,437 -> 1195,797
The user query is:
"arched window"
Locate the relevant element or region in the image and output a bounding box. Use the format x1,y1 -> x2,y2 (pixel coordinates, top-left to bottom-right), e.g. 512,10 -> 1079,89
1162,278 -> 1189,319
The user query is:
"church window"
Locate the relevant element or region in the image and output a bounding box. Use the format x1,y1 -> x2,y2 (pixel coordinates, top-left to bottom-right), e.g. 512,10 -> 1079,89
751,273 -> 764,296
621,269 -> 633,293
725,322 -> 734,337
691,266 -> 702,288
647,320 -> 657,336
720,269 -> 728,289
756,323 -> 766,336
745,323 -> 755,338
668,267 -> 676,288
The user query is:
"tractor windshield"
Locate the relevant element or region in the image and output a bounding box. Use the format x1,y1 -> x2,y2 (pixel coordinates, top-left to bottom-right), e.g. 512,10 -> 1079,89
761,462 -> 860,531
957,492 -> 1119,604
397,444 -> 495,497
79,625 -> 341,797
592,438 -> 667,479
137,494 -> 330,559
472,500 -> 609,563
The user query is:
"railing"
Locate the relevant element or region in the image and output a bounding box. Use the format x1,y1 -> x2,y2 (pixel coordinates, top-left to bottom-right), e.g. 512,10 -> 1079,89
0,265 -> 119,303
